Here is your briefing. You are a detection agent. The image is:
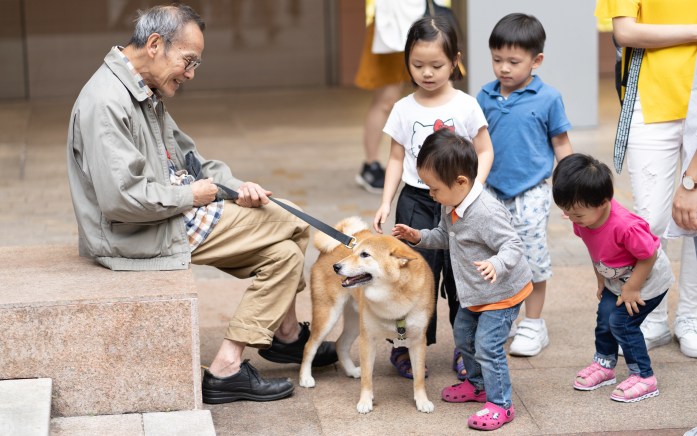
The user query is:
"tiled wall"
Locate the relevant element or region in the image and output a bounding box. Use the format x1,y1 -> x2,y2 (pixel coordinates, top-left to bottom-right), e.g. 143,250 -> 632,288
337,0 -> 364,87
0,0 -> 26,99
0,1 -> 608,101
3,0 -> 343,99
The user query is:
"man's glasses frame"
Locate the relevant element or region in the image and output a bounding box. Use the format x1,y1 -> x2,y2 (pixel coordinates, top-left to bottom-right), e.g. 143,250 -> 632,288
174,46 -> 201,72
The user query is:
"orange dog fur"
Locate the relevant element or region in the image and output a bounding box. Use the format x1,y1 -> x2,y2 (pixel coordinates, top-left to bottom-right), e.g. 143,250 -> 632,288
299,216 -> 435,414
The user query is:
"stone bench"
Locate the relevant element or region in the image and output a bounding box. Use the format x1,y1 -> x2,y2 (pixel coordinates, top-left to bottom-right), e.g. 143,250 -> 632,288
0,245 -> 202,417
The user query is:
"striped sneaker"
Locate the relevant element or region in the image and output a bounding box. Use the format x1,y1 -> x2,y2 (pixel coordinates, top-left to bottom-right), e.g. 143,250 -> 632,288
611,374 -> 659,403
573,362 -> 616,391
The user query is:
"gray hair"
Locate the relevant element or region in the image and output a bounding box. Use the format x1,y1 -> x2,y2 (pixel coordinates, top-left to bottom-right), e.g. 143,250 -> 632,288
128,3 -> 205,48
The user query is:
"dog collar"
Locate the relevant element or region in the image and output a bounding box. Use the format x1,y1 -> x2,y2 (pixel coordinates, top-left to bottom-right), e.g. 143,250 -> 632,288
396,319 -> 407,340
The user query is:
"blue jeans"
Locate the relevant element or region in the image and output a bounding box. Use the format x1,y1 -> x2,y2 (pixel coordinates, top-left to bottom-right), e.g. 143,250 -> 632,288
454,304 -> 520,409
594,288 -> 668,378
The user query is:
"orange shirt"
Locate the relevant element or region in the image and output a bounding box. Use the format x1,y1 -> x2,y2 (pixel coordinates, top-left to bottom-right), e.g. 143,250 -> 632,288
468,281 -> 533,312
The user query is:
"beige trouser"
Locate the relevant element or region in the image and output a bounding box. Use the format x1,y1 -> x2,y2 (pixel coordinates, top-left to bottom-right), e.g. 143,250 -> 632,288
191,199 -> 310,348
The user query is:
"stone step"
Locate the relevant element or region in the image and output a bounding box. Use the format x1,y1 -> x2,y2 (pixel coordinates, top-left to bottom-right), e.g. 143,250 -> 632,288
50,410 -> 216,436
0,378 -> 52,436
0,245 -> 202,417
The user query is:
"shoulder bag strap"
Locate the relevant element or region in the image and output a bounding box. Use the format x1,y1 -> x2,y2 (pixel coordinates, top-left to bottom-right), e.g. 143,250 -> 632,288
613,47 -> 644,174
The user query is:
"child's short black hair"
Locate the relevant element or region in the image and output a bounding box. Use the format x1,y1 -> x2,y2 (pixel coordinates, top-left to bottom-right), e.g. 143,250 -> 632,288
489,13 -> 545,56
416,129 -> 477,186
405,15 -> 463,83
552,154 -> 614,210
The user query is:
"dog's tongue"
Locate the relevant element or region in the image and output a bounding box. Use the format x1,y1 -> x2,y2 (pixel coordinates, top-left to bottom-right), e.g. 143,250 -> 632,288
341,274 -> 371,287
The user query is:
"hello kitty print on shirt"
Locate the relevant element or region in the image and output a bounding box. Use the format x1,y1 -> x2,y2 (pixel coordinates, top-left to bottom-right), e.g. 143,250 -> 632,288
595,261 -> 632,283
409,118 -> 456,158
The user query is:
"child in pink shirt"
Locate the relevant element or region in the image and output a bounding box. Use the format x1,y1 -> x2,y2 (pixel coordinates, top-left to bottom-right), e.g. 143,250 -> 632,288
552,154 -> 674,403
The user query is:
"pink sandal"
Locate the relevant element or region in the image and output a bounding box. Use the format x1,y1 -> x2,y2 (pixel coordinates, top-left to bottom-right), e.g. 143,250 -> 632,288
441,379 -> 486,403
468,402 -> 515,431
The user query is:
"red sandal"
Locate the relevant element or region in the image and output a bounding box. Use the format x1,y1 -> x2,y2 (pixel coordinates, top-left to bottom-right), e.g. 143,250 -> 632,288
468,402 -> 515,431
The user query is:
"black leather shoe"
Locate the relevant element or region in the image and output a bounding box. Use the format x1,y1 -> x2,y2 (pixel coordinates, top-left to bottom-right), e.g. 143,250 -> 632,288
202,360 -> 294,404
258,322 -> 338,367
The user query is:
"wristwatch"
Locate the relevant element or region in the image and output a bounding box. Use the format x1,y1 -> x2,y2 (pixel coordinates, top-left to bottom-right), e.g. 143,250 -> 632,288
682,173 -> 696,191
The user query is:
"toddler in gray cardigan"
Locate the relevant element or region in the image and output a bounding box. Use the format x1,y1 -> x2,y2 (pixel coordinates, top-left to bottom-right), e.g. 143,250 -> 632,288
393,129 -> 531,431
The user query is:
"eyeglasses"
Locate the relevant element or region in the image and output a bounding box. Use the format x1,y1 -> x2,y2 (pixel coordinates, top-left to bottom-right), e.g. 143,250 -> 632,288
174,46 -> 201,72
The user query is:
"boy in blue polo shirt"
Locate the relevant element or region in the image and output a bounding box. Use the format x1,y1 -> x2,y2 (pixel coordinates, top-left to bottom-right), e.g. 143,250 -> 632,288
476,13 -> 573,357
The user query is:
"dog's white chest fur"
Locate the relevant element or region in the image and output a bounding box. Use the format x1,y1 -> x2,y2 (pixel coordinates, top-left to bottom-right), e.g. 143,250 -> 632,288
362,283 -> 393,304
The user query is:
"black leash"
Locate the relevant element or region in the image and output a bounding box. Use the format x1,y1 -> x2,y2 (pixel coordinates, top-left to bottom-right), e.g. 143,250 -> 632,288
185,152 -> 356,249
214,183 -> 356,248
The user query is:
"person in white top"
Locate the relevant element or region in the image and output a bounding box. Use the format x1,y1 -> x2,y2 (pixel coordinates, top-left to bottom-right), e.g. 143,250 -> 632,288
373,14 -> 494,379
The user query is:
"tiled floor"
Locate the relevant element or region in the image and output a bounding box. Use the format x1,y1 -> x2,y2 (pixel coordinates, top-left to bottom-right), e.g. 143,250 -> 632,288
1,77 -> 695,435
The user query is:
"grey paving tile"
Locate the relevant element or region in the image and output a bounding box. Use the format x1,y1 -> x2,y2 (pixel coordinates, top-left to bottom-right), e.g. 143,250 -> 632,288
142,410 -> 215,436
0,378 -> 51,436
51,415 -> 144,436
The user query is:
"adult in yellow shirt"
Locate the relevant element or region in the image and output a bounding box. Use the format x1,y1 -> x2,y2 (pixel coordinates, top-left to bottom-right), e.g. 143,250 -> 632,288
595,0 -> 697,359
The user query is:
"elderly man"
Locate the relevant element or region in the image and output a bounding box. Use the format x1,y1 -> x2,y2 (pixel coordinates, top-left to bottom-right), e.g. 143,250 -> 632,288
66,3 -> 336,404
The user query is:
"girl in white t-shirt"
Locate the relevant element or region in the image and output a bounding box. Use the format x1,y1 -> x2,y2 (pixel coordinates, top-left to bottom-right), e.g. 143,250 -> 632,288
373,14 -> 494,380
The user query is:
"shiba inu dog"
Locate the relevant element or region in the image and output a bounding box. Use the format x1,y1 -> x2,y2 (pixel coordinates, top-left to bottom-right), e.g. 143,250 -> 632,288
299,217 -> 435,414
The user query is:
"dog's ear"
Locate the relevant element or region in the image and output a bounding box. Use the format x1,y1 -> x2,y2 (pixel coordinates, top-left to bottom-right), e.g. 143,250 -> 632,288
391,246 -> 418,267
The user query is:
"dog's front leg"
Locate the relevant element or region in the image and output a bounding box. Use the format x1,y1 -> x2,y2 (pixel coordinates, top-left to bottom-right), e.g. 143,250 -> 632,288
409,338 -> 434,413
337,302 -> 360,378
356,328 -> 375,414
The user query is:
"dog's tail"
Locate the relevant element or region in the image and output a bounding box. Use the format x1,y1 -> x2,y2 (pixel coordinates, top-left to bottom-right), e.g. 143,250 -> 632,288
313,216 -> 368,253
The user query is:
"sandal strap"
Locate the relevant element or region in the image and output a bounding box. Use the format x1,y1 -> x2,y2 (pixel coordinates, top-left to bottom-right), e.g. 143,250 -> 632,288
389,346 -> 409,366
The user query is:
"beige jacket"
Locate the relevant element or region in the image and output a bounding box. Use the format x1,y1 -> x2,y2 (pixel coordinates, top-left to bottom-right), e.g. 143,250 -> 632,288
67,47 -> 242,270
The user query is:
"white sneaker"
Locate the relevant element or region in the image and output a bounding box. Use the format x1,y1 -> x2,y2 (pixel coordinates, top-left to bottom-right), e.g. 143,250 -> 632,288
618,319 -> 672,356
509,318 -> 549,357
685,427 -> 697,436
675,317 -> 697,358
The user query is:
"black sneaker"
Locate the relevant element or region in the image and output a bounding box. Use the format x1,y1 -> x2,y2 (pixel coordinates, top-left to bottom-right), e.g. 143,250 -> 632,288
202,360 -> 294,404
355,161 -> 385,194
258,322 -> 338,367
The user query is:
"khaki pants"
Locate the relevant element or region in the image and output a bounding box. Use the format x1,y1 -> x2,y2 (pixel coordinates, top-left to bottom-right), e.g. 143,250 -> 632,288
191,199 -> 310,348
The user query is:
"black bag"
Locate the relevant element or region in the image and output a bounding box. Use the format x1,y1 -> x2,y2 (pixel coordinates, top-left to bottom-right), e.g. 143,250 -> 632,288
184,151 -> 237,201
184,151 -> 203,180
424,0 -> 464,43
424,0 -> 465,76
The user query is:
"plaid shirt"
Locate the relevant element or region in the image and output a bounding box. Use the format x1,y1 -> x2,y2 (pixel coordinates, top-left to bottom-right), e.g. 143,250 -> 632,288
117,47 -> 223,252
169,162 -> 223,251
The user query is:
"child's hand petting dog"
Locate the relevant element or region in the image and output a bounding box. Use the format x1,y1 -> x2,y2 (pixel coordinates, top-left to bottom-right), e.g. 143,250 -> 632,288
474,260 -> 497,283
392,224 -> 422,244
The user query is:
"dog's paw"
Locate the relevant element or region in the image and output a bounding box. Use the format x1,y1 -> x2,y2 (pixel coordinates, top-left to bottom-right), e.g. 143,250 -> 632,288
416,399 -> 435,413
344,366 -> 361,379
298,375 -> 316,388
356,400 -> 373,414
